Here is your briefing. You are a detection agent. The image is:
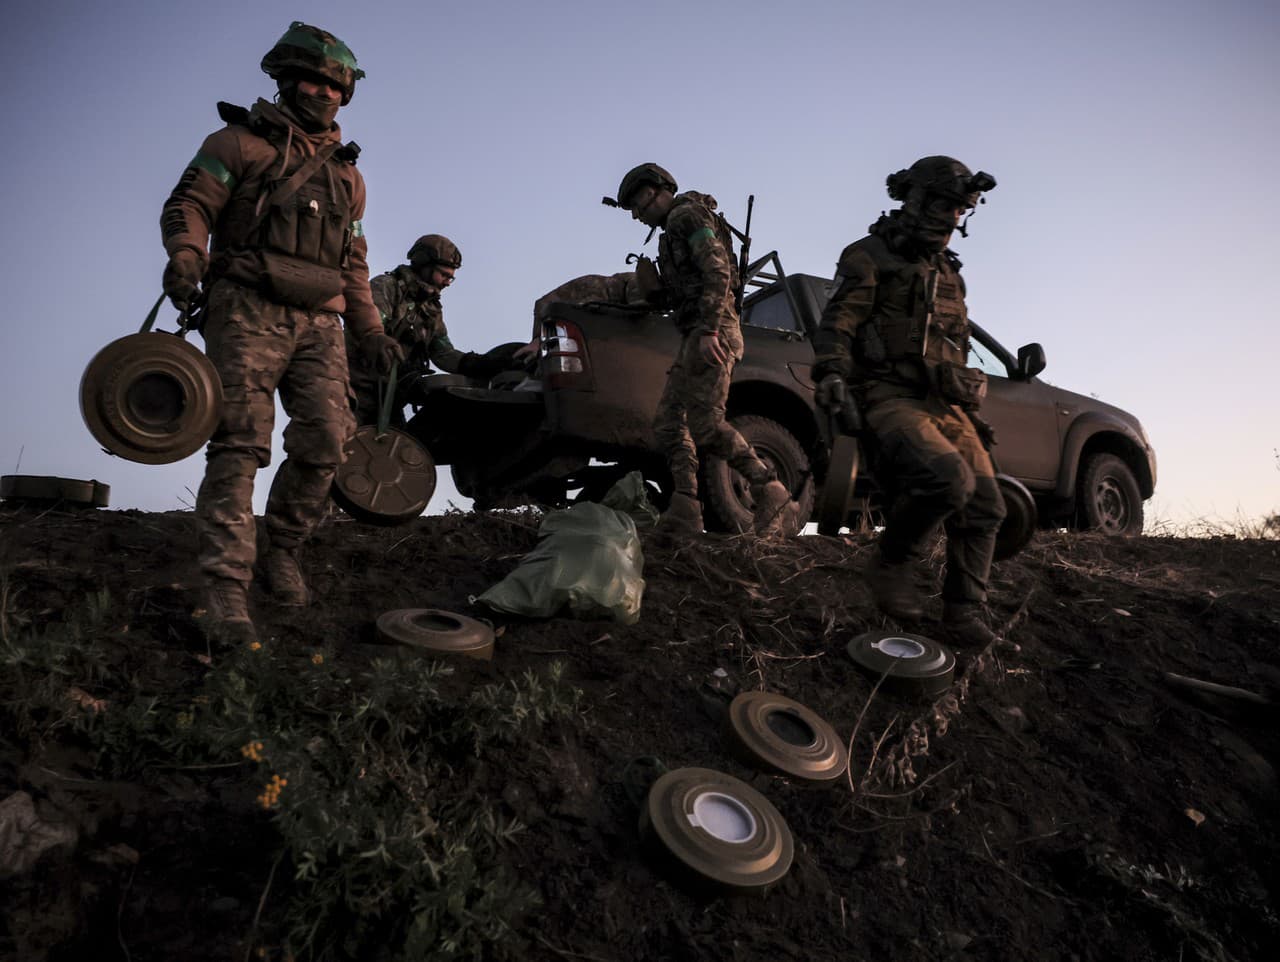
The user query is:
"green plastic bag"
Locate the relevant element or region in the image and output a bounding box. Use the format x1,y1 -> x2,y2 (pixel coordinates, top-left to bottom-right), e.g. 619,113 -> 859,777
599,470 -> 660,527
477,498 -> 645,624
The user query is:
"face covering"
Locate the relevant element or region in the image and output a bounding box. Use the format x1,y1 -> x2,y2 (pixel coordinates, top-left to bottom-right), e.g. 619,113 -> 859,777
901,196 -> 965,253
289,89 -> 340,131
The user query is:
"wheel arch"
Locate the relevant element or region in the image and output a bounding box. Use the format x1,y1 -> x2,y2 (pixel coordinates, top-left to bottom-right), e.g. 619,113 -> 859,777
726,380 -> 823,470
1056,415 -> 1155,503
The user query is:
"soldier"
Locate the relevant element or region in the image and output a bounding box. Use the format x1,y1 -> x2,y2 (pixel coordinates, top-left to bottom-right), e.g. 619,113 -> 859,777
512,271 -> 643,363
347,234 -> 515,423
160,22 -> 402,645
812,156 -> 1005,645
605,164 -> 793,536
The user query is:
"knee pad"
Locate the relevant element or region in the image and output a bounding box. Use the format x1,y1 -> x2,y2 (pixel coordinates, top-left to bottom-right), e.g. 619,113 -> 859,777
918,450 -> 974,510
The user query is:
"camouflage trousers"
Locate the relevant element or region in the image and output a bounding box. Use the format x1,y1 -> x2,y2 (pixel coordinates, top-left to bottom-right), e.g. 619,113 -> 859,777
866,395 -> 1006,604
653,326 -> 770,498
195,281 -> 356,585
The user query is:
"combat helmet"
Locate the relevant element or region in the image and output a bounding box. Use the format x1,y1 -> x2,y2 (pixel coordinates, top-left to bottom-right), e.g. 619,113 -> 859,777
261,21 -> 365,105
886,156 -> 996,208
407,234 -> 462,270
610,163 -> 678,209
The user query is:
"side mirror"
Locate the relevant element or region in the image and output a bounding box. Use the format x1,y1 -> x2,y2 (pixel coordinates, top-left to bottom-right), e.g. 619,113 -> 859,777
1016,343 -> 1046,380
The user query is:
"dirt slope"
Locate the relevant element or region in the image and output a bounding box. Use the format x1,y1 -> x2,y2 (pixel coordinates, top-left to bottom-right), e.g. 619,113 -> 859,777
2,503 -> 1278,962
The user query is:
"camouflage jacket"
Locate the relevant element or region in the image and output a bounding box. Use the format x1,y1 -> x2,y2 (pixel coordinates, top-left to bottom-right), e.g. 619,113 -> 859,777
813,212 -> 970,401
159,99 -> 381,338
345,264 -> 470,372
531,271 -> 638,337
657,192 -> 739,336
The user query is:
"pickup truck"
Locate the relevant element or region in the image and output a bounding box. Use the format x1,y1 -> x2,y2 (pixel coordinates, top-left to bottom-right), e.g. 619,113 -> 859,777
402,260 -> 1156,536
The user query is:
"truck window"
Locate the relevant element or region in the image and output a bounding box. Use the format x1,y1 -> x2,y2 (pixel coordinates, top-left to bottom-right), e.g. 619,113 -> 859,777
968,334 -> 1010,379
742,288 -> 798,332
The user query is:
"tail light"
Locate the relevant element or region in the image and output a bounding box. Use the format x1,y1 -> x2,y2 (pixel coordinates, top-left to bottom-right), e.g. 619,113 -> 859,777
541,318 -> 588,390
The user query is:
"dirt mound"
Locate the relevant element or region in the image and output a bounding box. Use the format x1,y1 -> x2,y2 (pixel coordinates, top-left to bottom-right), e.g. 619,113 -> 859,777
2,503 -> 1278,962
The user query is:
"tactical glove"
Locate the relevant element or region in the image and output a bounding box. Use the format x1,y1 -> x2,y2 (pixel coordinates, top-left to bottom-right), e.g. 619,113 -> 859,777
360,331 -> 405,377
458,351 -> 513,381
162,248 -> 207,311
814,373 -> 848,413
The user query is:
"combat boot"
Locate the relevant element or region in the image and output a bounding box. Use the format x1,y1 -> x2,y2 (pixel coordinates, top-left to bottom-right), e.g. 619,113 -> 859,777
864,552 -> 924,622
263,546 -> 309,606
196,578 -> 258,648
657,492 -> 704,537
942,603 -> 997,647
751,480 -> 792,537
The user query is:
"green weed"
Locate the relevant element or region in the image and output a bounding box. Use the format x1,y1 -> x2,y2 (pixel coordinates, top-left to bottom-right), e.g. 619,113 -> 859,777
0,588 -> 583,961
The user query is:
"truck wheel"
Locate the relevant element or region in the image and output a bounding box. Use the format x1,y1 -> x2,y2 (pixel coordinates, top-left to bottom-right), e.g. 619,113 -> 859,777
702,416 -> 814,535
1077,453 -> 1144,536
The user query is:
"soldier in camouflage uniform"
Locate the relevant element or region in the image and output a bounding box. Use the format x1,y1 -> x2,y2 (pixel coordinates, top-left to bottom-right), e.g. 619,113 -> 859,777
512,271 -> 643,363
347,234 -> 515,424
812,156 -> 1004,646
160,22 -> 402,645
606,164 -> 793,536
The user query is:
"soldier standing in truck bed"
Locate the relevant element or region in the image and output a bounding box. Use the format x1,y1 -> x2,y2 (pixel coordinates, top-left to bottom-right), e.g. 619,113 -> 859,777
605,163 -> 794,537
812,156 -> 1005,646
159,22 -> 402,646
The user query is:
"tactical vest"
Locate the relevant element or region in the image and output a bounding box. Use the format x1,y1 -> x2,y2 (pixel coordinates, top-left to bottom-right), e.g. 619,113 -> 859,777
384,269 -> 444,358
854,240 -> 969,375
214,103 -> 359,309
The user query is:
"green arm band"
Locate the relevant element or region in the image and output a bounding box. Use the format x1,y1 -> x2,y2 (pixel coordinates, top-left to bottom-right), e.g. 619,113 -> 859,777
350,220 -> 364,237
188,152 -> 236,190
687,226 -> 718,250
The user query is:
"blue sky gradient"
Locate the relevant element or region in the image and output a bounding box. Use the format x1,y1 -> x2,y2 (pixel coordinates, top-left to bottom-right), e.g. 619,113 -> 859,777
3,0 -> 1276,528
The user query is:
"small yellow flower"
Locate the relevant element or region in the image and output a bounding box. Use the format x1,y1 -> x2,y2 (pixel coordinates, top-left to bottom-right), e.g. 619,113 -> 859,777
256,772 -> 288,809
249,641 -> 263,651
311,653 -> 324,665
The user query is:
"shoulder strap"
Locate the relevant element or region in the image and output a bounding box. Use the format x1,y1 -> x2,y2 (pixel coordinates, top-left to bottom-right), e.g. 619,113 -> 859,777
216,101 -> 251,126
244,141 -> 342,237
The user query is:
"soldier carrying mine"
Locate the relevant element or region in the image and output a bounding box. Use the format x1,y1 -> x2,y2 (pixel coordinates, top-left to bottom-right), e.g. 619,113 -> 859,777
812,156 -> 1005,646
159,21 -> 403,646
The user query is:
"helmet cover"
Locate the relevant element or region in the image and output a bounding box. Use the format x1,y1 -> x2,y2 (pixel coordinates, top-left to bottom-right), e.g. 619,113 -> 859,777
261,21 -> 364,105
407,234 -> 462,270
614,163 -> 678,209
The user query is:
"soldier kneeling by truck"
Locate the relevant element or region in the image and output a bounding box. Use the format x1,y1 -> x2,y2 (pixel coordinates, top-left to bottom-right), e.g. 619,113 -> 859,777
347,233 -> 519,425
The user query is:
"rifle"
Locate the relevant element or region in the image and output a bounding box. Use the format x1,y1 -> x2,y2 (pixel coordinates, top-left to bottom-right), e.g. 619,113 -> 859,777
730,194 -> 754,314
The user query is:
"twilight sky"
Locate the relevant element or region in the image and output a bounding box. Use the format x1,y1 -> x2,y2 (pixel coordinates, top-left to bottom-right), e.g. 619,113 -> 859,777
2,0 -> 1276,530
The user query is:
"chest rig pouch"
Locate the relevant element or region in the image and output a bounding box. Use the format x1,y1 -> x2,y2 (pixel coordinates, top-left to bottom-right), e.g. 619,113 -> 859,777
932,362 -> 987,408
855,251 -> 935,368
256,142 -> 353,310
922,261 -> 985,407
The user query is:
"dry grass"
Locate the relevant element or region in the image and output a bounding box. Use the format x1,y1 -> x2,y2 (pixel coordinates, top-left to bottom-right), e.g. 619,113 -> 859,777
1145,509 -> 1280,540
